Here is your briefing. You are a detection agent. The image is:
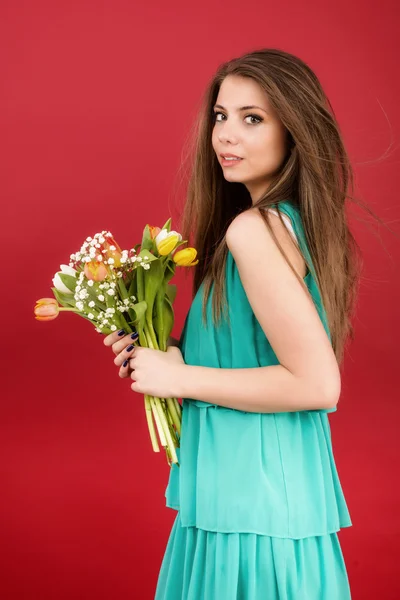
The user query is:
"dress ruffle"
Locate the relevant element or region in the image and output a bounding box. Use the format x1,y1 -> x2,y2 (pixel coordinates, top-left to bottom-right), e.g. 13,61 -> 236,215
165,400 -> 352,539
155,511 -> 352,600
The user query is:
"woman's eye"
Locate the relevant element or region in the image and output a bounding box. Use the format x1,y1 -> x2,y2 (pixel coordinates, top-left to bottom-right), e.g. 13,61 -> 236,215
213,112 -> 262,125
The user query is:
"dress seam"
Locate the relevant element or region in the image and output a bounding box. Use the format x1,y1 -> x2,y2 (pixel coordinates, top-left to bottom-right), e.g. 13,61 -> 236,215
272,413 -> 291,538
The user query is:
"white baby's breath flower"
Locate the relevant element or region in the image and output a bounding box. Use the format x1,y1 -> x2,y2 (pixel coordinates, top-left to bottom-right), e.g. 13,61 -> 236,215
143,263 -> 150,270
87,280 -> 94,287
95,327 -> 102,333
97,255 -> 103,261
107,288 -> 115,296
107,258 -> 114,265
88,301 -> 95,308
98,294 -> 105,302
76,301 -> 84,311
88,313 -> 94,319
110,325 -> 117,331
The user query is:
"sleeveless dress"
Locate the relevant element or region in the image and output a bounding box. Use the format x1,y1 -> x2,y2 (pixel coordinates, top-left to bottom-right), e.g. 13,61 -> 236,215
155,200 -> 352,599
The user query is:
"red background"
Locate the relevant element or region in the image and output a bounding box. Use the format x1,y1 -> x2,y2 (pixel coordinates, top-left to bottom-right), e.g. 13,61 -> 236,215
1,1 -> 399,598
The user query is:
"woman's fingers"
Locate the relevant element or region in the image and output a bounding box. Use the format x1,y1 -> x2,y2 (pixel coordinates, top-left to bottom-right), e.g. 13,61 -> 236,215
118,355 -> 132,378
104,329 -> 139,355
114,342 -> 136,367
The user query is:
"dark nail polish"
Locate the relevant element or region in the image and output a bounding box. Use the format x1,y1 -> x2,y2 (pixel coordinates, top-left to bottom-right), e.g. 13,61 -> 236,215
117,329 -> 125,336
126,344 -> 134,352
123,359 -> 129,367
131,332 -> 139,340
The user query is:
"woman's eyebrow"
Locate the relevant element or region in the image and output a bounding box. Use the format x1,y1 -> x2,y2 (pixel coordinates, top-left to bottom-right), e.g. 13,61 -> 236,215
213,104 -> 269,114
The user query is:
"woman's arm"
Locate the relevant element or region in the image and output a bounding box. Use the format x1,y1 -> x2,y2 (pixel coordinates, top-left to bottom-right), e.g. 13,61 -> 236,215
177,363 -> 336,413
175,209 -> 341,414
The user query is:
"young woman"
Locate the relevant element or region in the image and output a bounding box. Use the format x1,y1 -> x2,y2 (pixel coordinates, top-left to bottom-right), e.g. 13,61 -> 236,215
104,48 -> 366,598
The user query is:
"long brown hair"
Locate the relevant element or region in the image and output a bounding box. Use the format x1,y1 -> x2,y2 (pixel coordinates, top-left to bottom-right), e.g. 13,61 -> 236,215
173,48 -> 395,366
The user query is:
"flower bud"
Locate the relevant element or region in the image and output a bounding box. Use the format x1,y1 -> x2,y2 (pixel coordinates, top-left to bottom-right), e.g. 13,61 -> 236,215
100,234 -> 123,267
84,260 -> 109,281
34,298 -> 60,321
172,247 -> 199,267
52,265 -> 78,294
148,225 -> 161,240
155,229 -> 182,256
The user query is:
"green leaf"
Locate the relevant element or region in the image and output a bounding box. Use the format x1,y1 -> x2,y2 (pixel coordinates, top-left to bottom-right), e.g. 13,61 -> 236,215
128,274 -> 137,297
117,278 -> 129,300
132,301 -> 147,321
143,259 -> 163,320
141,224 -> 154,252
57,273 -> 77,293
160,217 -> 172,232
51,287 -> 76,308
138,248 -> 158,263
171,239 -> 188,252
165,283 -> 177,304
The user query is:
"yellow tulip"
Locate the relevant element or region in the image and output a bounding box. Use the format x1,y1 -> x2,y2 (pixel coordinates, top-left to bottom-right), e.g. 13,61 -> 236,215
172,247 -> 199,267
156,232 -> 182,256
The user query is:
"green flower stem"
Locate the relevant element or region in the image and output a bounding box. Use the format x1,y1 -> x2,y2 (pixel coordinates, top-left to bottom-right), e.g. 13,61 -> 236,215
149,396 -> 167,447
166,398 -> 181,437
144,394 -> 160,453
58,307 -> 81,312
118,311 -> 132,333
145,319 -> 159,350
173,397 -> 182,418
153,396 -> 178,465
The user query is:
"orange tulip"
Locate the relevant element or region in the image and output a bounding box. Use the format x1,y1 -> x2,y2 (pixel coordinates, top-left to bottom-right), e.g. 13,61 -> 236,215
34,298 -> 59,321
84,260 -> 109,281
148,225 -> 161,240
99,234 -> 123,268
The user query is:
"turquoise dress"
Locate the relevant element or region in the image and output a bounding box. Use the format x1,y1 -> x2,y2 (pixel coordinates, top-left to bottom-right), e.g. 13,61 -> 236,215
155,200 -> 352,599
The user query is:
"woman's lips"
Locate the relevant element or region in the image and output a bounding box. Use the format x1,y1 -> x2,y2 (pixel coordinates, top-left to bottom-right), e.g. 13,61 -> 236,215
221,157 -> 244,167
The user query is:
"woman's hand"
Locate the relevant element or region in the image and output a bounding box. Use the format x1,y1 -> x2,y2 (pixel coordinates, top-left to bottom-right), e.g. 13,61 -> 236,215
129,345 -> 185,398
103,329 -> 186,397
103,329 -> 139,379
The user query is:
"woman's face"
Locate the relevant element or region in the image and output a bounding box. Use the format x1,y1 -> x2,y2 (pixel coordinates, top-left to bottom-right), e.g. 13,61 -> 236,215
211,75 -> 289,204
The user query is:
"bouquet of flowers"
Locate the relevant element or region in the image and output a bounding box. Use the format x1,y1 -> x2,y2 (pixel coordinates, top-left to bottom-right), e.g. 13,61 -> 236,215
34,218 -> 198,466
